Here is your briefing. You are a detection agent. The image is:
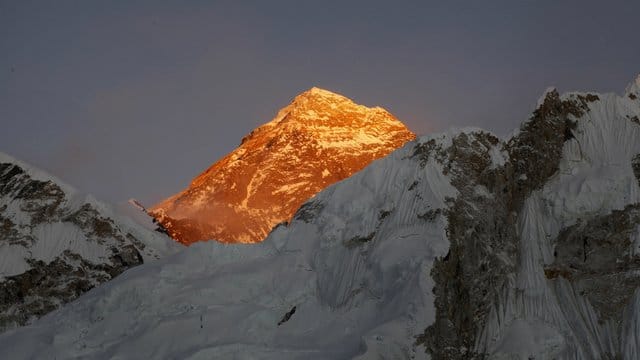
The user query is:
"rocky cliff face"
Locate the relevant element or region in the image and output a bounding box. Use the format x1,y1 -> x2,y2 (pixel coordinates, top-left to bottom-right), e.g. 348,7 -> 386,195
1,77 -> 639,359
0,154 -> 178,333
150,87 -> 415,244
417,89 -> 619,358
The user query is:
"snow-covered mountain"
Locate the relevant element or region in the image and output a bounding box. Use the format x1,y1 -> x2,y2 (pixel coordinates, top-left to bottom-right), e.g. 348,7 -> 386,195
1,76 -> 639,359
150,87 -> 415,244
0,153 -> 180,333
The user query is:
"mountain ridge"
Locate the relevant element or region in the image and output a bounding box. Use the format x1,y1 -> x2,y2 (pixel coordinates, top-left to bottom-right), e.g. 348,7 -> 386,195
0,153 -> 180,332
1,77 -> 639,359
150,87 -> 415,244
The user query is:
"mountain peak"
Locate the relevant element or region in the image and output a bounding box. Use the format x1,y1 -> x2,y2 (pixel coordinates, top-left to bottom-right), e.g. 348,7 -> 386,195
292,86 -> 386,110
298,86 -> 351,99
626,74 -> 640,100
265,87 -> 397,131
5,79 -> 640,360
150,89 -> 415,244
291,87 -> 355,107
304,86 -> 342,97
0,153 -> 179,332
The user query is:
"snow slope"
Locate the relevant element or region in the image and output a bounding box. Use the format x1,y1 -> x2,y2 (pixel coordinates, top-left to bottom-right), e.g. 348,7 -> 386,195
0,131 -> 458,359
1,76 -> 639,359
480,84 -> 640,359
0,153 -> 180,331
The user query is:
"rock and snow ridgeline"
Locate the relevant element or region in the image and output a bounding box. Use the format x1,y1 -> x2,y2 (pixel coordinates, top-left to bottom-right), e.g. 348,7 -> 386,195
0,153 -> 179,333
0,77 -> 639,359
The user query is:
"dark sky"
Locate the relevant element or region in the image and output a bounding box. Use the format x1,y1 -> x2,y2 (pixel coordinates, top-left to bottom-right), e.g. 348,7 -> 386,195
2,1 -> 639,205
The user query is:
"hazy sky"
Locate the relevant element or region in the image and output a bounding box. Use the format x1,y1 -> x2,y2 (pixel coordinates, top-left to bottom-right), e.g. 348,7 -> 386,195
2,1 -> 639,205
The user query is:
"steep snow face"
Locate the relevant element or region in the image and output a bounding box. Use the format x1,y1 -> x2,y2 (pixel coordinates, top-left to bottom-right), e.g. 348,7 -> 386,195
478,87 -> 640,359
150,87 -> 415,244
423,87 -> 640,359
1,78 -> 639,359
0,130 -> 463,359
0,153 -> 180,332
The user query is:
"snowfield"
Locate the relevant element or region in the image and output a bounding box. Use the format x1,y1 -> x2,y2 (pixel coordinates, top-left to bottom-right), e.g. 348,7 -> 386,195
1,76 -> 640,359
0,136 -> 457,359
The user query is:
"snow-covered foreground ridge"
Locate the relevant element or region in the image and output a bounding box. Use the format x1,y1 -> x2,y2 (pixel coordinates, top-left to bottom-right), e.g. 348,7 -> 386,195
0,153 -> 180,332
2,76 -> 640,359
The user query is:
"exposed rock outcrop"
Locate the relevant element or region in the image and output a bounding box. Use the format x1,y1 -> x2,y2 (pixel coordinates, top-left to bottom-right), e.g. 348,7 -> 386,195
419,88 -> 639,359
545,204 -> 640,325
0,154 -> 177,332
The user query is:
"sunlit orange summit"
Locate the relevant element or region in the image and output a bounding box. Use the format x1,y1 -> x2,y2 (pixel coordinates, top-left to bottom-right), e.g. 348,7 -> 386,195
150,87 -> 415,244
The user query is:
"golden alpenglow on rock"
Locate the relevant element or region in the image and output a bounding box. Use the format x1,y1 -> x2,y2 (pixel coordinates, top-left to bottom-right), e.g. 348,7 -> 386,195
150,87 -> 415,244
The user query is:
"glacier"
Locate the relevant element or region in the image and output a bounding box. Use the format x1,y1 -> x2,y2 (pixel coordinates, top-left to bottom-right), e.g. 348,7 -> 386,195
0,76 -> 639,359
